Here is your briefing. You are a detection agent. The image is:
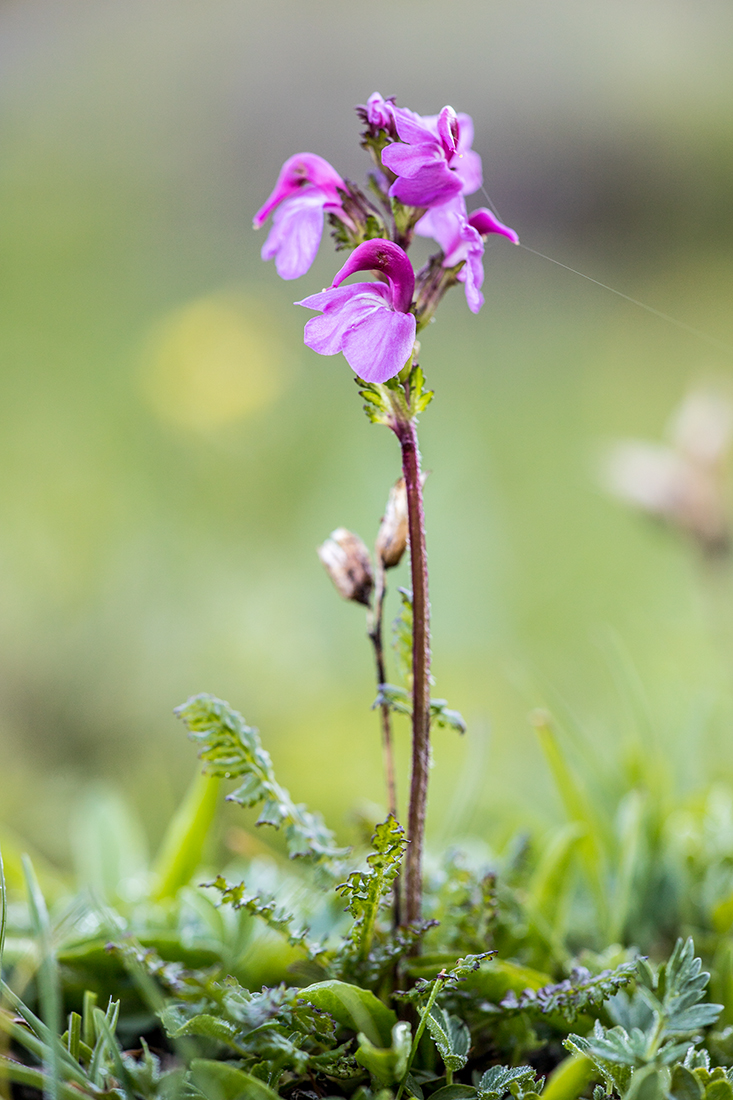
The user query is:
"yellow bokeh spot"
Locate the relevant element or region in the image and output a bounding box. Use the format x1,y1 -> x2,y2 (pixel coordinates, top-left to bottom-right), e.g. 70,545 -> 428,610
141,293 -> 289,430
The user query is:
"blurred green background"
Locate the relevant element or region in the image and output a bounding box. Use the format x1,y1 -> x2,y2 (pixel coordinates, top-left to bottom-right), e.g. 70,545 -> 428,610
1,0 -> 732,869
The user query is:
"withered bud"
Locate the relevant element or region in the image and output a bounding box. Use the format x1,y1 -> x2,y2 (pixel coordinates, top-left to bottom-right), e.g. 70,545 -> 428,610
376,478 -> 409,568
604,440 -> 729,554
317,528 -> 374,606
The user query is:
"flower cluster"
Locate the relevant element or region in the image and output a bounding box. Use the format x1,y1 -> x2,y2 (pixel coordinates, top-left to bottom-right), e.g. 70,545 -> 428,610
253,93 -> 518,384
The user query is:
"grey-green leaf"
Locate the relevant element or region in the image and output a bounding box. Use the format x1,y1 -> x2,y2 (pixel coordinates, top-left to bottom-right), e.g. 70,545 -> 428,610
298,980 -> 397,1048
426,1005 -> 470,1073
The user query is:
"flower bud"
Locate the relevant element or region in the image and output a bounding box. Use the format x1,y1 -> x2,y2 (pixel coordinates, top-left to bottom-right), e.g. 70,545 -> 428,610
317,528 -> 374,605
376,478 -> 409,568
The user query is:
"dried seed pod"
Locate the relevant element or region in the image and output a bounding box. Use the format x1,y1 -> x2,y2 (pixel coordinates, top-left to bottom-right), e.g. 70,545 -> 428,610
376,478 -> 409,568
604,388 -> 732,554
317,527 -> 374,605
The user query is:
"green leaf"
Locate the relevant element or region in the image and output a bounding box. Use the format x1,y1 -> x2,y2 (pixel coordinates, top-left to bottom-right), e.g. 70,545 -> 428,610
637,938 -> 723,1038
175,694 -> 348,869
477,1065 -> 537,1100
337,816 -> 407,961
298,980 -> 397,1048
564,1031 -> 632,1097
407,364 -> 434,418
542,1055 -> 596,1100
499,961 -> 638,1022
189,1058 -> 280,1100
161,1009 -> 240,1047
625,1065 -> 665,1100
205,873 -> 322,957
356,375 -> 411,428
152,771 -> 220,900
356,1021 -> 412,1085
430,1089 -> 478,1100
425,1005 -> 470,1072
429,699 -> 467,734
670,1065 -> 705,1100
706,1081 -> 733,1100
396,953 -> 493,1007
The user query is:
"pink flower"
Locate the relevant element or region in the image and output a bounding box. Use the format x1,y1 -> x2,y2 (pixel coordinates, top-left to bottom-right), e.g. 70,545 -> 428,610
253,153 -> 347,280
296,239 -> 416,384
381,105 -> 482,208
416,198 -> 519,313
363,92 -> 397,132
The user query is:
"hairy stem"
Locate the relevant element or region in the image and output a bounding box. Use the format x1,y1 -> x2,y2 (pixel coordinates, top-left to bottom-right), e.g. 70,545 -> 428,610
368,558 -> 400,927
368,560 -> 399,821
395,417 -> 431,927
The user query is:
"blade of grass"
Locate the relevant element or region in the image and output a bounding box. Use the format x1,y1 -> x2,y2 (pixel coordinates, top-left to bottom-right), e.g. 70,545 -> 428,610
68,1013 -> 81,1062
22,855 -> 60,1100
0,846 -> 6,974
152,771 -> 220,900
92,1006 -> 134,1100
82,990 -> 97,1051
0,1055 -> 92,1100
88,999 -> 120,1088
531,711 -> 609,933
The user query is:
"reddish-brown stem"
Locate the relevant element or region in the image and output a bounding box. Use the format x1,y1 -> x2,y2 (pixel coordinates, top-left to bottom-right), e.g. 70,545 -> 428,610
394,417 -> 431,927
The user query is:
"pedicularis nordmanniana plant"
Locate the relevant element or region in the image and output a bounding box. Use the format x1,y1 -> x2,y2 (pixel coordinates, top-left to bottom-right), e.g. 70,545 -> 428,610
254,92 -> 518,929
5,94 -> 733,1100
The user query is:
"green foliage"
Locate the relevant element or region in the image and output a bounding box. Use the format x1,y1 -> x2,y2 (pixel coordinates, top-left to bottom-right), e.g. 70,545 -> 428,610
175,693 -> 348,867
376,684 -> 467,736
426,1005 -> 471,1073
205,872 -> 324,958
356,1021 -> 413,1086
358,364 -> 434,429
7,694 -> 733,1098
477,1065 -> 540,1099
566,941 -> 723,1100
298,979 -> 397,1048
499,961 -> 639,1022
337,815 -> 407,962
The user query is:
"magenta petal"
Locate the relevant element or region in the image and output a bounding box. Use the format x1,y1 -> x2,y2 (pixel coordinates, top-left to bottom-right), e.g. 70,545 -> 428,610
365,92 -> 395,130
392,108 -> 434,146
382,141 -> 443,178
390,166 -> 463,207
253,152 -> 344,228
261,191 -> 326,280
461,249 -> 485,313
453,148 -> 483,195
296,282 -> 387,313
341,309 -> 417,383
455,113 -> 474,153
469,207 -> 519,244
299,284 -> 393,356
414,196 -> 468,256
332,240 -> 415,314
437,106 -> 459,155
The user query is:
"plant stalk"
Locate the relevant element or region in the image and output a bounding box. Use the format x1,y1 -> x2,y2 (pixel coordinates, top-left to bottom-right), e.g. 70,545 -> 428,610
395,417 -> 431,927
368,560 -> 401,929
368,560 -> 399,823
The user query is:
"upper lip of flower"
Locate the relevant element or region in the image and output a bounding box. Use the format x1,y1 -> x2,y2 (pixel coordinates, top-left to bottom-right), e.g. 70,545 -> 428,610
331,239 -> 415,315
253,153 -> 345,229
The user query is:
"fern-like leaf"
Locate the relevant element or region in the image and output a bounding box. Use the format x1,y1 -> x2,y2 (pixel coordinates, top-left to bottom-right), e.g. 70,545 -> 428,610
499,961 -> 638,1022
337,816 -> 407,961
175,694 -> 349,868
205,874 -> 325,959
